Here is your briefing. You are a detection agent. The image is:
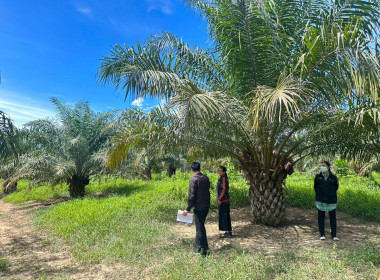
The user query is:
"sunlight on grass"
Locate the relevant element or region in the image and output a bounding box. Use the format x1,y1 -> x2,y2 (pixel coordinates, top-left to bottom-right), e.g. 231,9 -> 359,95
2,172 -> 380,278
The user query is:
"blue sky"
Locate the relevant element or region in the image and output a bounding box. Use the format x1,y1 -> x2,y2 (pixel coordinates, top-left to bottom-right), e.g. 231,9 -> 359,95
0,0 -> 209,126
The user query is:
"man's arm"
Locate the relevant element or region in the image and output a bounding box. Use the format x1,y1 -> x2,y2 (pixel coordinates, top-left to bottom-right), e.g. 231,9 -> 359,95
186,178 -> 197,212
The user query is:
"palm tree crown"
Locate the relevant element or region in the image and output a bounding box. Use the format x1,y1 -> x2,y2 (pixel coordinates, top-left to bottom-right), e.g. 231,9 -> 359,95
98,0 -> 380,225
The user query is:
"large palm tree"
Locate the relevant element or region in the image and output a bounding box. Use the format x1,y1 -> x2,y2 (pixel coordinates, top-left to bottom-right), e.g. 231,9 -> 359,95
12,98 -> 115,198
99,0 -> 380,225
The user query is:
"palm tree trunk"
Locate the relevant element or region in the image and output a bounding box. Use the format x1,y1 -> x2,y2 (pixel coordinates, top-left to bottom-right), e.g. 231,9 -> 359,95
67,175 -> 89,198
247,172 -> 286,226
167,164 -> 176,178
2,179 -> 17,194
240,149 -> 294,226
142,167 -> 152,181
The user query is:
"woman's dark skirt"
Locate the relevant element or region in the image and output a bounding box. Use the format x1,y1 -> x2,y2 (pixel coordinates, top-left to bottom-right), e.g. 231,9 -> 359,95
218,202 -> 232,231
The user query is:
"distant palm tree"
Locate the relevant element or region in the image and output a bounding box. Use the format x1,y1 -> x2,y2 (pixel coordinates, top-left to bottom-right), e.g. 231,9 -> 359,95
0,111 -> 17,161
99,0 -> 380,225
0,111 -> 20,193
107,108 -> 189,179
12,98 -> 115,198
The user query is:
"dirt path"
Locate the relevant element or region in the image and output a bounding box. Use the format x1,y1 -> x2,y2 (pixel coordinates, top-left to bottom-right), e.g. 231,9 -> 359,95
0,199 -> 101,280
174,207 -> 380,254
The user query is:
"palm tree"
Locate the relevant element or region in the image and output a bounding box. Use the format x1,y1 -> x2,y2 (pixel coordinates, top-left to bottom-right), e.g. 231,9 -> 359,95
107,108 -> 189,179
98,0 -> 380,225
0,111 -> 20,193
13,98 -> 115,198
0,111 -> 17,161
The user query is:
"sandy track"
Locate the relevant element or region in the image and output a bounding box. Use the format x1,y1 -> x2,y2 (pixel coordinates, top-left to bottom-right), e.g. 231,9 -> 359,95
0,200 -> 98,280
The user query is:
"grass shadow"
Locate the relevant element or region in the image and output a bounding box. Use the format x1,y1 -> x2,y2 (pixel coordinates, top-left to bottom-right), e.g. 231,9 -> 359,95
86,182 -> 151,199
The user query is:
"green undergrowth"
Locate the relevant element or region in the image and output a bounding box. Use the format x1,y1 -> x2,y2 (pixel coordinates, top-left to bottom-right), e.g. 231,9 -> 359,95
3,171 -> 380,223
1,180 -> 69,203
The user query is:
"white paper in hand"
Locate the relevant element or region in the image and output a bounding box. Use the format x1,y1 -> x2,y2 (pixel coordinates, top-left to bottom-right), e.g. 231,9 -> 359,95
177,210 -> 193,224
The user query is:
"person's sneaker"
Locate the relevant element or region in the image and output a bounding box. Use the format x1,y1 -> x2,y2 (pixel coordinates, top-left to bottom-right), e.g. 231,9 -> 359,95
320,236 -> 326,240
332,237 -> 340,241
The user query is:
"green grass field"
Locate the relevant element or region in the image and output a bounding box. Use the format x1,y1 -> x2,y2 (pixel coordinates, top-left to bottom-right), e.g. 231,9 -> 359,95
1,172 -> 380,279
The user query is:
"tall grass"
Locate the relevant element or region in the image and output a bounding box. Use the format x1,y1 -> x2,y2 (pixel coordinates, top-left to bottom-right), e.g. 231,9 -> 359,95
3,171 -> 380,223
2,180 -> 68,203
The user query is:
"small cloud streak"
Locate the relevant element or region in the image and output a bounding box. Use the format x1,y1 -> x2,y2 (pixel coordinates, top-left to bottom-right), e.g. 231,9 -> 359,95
146,0 -> 173,15
0,89 -> 55,126
0,100 -> 55,126
131,97 -> 144,108
77,7 -> 92,15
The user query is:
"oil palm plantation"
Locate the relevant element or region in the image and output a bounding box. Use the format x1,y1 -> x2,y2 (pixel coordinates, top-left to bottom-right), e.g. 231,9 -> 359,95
99,0 -> 380,225
12,98 -> 115,198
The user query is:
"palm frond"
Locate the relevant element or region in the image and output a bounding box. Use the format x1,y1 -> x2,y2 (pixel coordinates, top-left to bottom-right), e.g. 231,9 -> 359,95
250,74 -> 314,127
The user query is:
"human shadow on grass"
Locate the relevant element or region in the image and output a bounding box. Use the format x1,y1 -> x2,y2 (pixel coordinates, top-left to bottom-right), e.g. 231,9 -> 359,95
1,260 -> 84,280
13,198 -> 71,212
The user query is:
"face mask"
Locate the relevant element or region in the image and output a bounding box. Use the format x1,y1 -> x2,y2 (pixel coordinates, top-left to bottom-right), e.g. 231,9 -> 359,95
320,166 -> 328,173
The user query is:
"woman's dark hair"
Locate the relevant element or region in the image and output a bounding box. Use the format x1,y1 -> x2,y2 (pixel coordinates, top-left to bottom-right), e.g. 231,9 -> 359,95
219,166 -> 227,173
321,161 -> 331,167
191,162 -> 201,172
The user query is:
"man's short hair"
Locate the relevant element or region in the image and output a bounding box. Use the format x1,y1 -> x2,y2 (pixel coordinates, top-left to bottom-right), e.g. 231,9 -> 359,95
191,162 -> 201,172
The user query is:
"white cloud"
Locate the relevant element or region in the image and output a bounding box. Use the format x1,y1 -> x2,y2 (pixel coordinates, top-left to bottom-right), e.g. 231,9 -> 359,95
77,7 -> 92,16
131,97 -> 144,108
146,0 -> 173,15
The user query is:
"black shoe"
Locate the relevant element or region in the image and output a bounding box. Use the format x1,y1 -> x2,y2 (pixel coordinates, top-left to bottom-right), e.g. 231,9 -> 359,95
201,250 -> 211,256
224,232 -> 233,238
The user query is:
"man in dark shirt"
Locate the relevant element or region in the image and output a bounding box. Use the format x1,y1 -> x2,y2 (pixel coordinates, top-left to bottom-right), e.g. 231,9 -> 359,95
182,162 -> 211,255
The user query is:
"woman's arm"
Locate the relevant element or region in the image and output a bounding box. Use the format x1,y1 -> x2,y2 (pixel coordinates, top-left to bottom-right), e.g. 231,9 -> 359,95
219,177 -> 227,201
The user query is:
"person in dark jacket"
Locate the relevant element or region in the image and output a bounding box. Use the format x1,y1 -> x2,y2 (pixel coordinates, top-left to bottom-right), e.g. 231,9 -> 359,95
314,161 -> 339,241
217,166 -> 232,237
182,162 -> 211,255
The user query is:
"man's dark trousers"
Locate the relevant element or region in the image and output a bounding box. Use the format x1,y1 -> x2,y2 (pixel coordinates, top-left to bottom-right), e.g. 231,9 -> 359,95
194,209 -> 209,254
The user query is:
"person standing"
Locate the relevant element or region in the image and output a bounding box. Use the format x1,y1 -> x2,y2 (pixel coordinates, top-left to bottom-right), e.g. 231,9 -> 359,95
182,162 -> 211,255
314,161 -> 339,241
217,166 -> 232,237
